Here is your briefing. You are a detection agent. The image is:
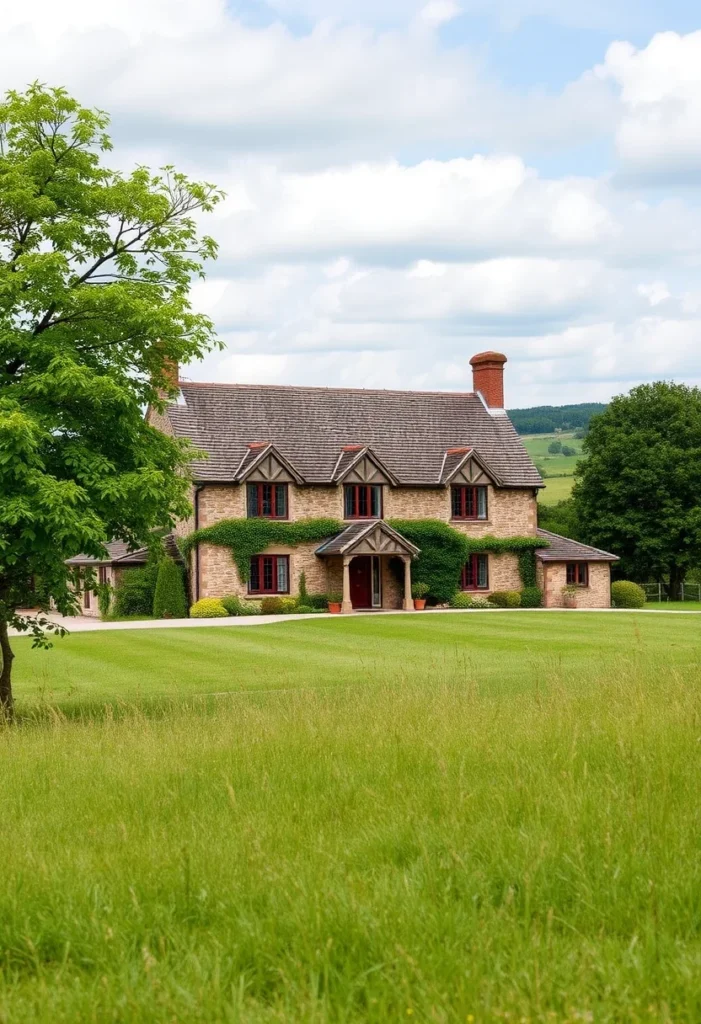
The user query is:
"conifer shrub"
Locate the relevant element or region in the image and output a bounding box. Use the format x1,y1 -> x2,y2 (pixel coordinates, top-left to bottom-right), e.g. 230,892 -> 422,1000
520,586 -> 543,608
189,598 -> 228,618
153,557 -> 188,618
611,581 -> 646,609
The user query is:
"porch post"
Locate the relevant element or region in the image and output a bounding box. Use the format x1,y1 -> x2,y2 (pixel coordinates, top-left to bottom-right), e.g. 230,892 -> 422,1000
342,556 -> 353,614
403,557 -> 414,611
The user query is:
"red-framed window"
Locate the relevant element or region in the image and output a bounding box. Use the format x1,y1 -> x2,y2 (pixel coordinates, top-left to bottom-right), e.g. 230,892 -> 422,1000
83,571 -> 91,609
344,484 -> 383,519
248,555 -> 290,595
566,562 -> 589,587
461,554 -> 489,591
247,483 -> 288,519
451,485 -> 488,520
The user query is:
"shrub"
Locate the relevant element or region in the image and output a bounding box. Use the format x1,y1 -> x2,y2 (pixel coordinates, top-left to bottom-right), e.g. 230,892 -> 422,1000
561,445 -> 577,457
153,557 -> 188,619
520,586 -> 543,608
97,582 -> 113,618
241,600 -> 262,616
490,590 -> 522,608
548,441 -> 562,454
261,597 -> 284,615
449,592 -> 493,609
221,595 -> 243,615
279,598 -> 298,614
298,572 -> 308,604
113,560 -> 160,617
307,593 -> 330,609
295,605 -> 315,614
327,592 -> 343,605
189,598 -> 228,618
611,581 -> 646,609
411,581 -> 430,599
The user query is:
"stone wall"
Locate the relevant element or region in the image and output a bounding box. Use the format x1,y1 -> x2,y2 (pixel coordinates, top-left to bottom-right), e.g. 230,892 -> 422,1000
386,485 -> 536,538
540,561 -> 612,609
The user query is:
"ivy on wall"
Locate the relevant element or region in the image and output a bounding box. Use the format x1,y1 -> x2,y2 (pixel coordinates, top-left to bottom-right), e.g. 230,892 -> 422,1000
388,519 -> 547,603
182,518 -> 343,582
183,515 -> 548,597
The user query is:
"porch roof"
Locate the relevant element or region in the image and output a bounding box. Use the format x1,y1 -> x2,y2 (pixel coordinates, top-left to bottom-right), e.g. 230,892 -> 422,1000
315,521 -> 420,558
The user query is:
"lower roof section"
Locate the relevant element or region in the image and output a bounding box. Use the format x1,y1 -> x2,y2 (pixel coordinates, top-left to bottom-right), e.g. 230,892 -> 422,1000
536,528 -> 618,563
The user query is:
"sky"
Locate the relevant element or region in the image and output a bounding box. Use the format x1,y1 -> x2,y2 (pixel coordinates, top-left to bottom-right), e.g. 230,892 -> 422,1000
2,0 -> 701,406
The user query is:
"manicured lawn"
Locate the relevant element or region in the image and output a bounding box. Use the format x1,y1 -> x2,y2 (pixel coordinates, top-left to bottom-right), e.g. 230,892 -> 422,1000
3,614 -> 701,1022
11,611 -> 701,708
645,601 -> 701,611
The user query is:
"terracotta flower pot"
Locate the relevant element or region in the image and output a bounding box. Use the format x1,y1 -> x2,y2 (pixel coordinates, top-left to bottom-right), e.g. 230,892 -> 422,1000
328,602 -> 342,614
563,593 -> 577,609
413,598 -> 427,611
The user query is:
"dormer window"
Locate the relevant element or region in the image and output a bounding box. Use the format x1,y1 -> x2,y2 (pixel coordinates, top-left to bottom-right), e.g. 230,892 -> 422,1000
247,483 -> 288,519
451,485 -> 488,521
344,484 -> 382,519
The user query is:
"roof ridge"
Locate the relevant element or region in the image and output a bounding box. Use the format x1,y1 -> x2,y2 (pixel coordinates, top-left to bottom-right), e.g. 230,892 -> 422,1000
178,380 -> 477,399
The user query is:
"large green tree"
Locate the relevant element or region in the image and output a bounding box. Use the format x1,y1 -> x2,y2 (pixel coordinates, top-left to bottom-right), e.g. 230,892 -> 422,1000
0,84 -> 223,716
573,381 -> 701,598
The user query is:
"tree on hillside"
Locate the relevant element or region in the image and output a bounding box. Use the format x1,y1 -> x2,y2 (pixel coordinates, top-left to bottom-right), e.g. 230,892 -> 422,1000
573,382 -> 701,598
0,84 -> 223,717
548,440 -> 562,454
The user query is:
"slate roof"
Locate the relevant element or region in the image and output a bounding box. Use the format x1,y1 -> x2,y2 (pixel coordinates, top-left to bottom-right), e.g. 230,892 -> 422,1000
167,382 -> 543,489
66,540 -> 149,566
536,529 -> 619,563
315,521 -> 420,557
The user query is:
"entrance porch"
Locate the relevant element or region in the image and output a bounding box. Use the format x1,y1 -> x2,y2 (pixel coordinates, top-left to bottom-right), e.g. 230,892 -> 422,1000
315,522 -> 420,613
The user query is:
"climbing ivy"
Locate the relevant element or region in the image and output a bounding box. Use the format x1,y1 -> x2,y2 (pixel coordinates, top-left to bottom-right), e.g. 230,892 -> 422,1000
182,518 -> 343,582
388,519 -> 547,603
183,515 -> 548,597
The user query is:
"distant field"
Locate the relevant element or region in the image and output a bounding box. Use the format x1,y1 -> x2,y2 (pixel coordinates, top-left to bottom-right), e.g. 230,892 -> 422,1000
2,615 -> 701,1021
522,431 -> 582,505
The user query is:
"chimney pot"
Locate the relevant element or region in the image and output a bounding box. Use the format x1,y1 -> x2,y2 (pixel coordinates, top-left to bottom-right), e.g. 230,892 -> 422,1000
470,351 -> 507,409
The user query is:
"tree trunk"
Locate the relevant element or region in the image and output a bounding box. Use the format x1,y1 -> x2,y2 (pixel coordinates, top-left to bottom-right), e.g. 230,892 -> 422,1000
0,618 -> 14,722
668,565 -> 686,603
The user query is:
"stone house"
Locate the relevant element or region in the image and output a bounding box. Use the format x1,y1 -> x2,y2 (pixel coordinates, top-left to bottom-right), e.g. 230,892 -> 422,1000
148,351 -> 618,612
66,540 -> 150,618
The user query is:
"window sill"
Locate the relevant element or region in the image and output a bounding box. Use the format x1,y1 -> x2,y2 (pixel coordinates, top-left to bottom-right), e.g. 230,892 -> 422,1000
451,518 -> 491,524
246,516 -> 290,522
344,516 -> 384,522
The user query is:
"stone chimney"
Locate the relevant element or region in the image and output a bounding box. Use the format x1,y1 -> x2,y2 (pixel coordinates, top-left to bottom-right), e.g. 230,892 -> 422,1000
470,351 -> 507,410
162,356 -> 179,393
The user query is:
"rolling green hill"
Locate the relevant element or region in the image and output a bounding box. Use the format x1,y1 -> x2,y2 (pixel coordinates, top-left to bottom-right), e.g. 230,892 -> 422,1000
508,402 -> 606,436
521,431 -> 583,505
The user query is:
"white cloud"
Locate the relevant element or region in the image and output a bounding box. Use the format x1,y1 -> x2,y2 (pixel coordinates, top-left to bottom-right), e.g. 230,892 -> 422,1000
419,1 -> 462,27
601,32 -> 701,182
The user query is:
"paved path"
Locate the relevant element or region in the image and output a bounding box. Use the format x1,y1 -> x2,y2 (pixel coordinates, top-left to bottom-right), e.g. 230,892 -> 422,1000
10,606 -> 701,636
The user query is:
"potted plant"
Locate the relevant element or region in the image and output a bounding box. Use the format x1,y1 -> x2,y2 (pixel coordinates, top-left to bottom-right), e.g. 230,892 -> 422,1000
327,592 -> 343,614
412,581 -> 430,610
562,584 -> 578,609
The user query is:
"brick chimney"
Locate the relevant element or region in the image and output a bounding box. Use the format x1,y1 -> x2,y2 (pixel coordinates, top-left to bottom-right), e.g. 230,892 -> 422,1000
162,356 -> 179,393
470,351 -> 507,409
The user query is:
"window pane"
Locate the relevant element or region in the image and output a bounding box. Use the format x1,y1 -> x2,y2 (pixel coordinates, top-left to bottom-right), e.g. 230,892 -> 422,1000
371,486 -> 381,518
464,558 -> 475,589
247,484 -> 258,517
250,557 -> 260,591
567,564 -> 576,585
262,484 -> 272,517
372,557 -> 381,606
275,485 -> 287,518
477,487 -> 487,520
451,488 -> 461,517
477,554 -> 488,589
276,557 -> 289,593
263,557 -> 274,591
344,486 -> 354,518
466,487 -> 475,518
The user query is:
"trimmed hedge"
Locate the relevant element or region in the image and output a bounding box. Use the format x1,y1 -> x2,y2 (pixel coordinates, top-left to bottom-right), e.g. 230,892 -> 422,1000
153,557 -> 188,619
611,581 -> 646,609
490,590 -> 522,608
450,592 -> 492,610
190,598 -> 228,618
261,597 -> 285,615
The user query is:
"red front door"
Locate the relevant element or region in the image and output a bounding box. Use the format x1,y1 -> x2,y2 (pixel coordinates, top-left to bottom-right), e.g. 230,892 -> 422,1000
350,556 -> 372,609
